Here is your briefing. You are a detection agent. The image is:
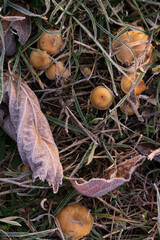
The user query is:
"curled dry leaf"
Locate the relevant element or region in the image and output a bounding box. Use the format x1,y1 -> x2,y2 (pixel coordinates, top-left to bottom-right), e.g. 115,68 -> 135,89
68,155 -> 145,197
0,4 -> 31,56
136,142 -> 157,155
136,142 -> 160,162
0,72 -> 63,193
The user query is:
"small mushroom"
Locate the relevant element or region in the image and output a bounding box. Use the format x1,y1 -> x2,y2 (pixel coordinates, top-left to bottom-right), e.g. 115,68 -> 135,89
37,29 -> 63,55
45,61 -> 70,80
112,27 -> 152,65
146,50 -> 158,67
45,64 -> 56,80
81,67 -> 92,77
21,165 -> 30,172
56,61 -> 71,79
90,86 -> 114,110
120,98 -> 140,115
29,50 -> 51,70
56,203 -> 93,240
121,73 -> 147,95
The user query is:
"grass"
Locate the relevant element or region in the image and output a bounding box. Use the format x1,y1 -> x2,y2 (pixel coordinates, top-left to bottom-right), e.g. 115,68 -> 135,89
0,0 -> 160,239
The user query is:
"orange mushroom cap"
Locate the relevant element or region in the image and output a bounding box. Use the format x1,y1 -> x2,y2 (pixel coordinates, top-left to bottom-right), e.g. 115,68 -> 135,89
37,29 -> 63,55
56,204 -> 93,240
90,86 -> 114,110
112,27 -> 151,66
29,50 -> 51,70
121,73 -> 147,95
45,61 -> 70,81
56,61 -> 71,79
120,99 -> 140,115
81,67 -> 92,77
45,64 -> 56,80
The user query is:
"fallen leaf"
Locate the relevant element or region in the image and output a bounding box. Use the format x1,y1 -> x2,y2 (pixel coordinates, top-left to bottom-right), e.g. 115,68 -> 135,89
0,72 -> 63,193
0,4 -> 31,56
10,7 -> 31,45
136,142 -> 160,162
0,20 -> 17,56
136,142 -> 157,155
68,155 -> 145,197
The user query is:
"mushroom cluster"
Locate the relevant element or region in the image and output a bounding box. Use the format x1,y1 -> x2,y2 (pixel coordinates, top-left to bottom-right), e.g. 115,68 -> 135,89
112,26 -> 157,67
56,203 -> 93,240
111,26 -> 157,116
29,29 -> 70,84
90,26 -> 155,116
120,72 -> 147,115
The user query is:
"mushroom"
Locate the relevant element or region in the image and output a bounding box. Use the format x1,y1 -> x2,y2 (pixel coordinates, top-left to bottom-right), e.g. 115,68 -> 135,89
56,203 -> 93,240
45,61 -> 70,80
21,165 -> 30,172
37,29 -> 63,55
45,64 -> 56,80
56,61 -> 71,79
121,73 -> 147,95
112,27 -> 152,66
81,67 -> 92,77
120,98 -> 140,115
29,50 -> 51,70
90,85 -> 114,110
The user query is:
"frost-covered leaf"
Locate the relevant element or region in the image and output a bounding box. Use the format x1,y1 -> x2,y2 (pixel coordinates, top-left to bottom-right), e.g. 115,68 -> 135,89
0,72 -> 63,193
0,4 -> 31,56
10,6 -> 31,45
68,155 -> 145,197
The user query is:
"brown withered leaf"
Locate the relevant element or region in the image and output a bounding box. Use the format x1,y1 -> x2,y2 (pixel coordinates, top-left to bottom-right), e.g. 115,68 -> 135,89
136,142 -> 160,162
10,7 -> 31,45
0,72 -> 63,193
136,142 -> 157,155
68,155 -> 145,197
0,20 -> 17,56
0,5 -> 31,56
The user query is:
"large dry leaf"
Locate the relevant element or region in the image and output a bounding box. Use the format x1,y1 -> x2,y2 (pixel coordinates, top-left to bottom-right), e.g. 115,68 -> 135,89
0,5 -> 31,56
68,155 -> 145,197
0,72 -> 63,193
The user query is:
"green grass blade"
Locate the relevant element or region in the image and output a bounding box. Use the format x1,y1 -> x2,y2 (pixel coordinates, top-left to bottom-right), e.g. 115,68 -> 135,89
105,0 -> 123,24
0,21 -> 5,103
7,0 -> 47,19
132,0 -> 150,31
137,0 -> 160,6
70,50 -> 79,83
154,184 -> 160,236
53,189 -> 77,215
46,115 -> 87,135
72,88 -> 88,128
70,141 -> 97,177
156,77 -> 160,112
78,1 -> 97,40
97,0 -> 118,95
43,0 -> 51,15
